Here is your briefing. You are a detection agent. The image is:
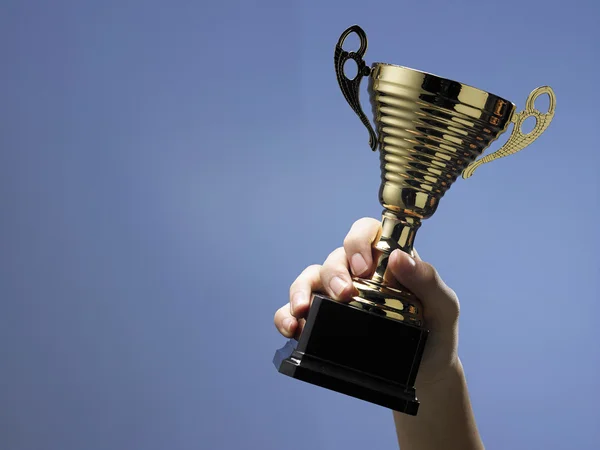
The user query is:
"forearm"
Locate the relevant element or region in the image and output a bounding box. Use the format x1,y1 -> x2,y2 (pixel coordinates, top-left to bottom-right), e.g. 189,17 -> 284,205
393,359 -> 484,450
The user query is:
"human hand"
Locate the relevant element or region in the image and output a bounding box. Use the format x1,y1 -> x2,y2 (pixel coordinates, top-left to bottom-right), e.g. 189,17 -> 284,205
274,217 -> 461,386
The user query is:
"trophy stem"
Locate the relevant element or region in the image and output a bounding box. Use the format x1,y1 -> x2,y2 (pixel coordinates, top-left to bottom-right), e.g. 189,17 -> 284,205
348,210 -> 425,325
372,210 -> 421,284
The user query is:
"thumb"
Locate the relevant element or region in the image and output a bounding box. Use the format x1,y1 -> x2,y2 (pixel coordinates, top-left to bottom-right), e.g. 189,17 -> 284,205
387,249 -> 459,331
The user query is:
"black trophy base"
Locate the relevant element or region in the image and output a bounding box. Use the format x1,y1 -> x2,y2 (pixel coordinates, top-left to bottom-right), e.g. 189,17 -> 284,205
273,294 -> 428,416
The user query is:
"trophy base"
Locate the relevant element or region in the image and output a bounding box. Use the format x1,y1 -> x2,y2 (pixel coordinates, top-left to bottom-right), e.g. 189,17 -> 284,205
273,294 -> 428,415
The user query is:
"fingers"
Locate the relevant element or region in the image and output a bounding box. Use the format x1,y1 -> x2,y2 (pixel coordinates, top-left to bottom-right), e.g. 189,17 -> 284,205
274,303 -> 297,338
343,218 -> 382,277
387,249 -> 460,327
276,264 -> 322,339
288,264 -> 322,318
412,247 -> 422,261
276,217 -> 382,340
319,247 -> 357,301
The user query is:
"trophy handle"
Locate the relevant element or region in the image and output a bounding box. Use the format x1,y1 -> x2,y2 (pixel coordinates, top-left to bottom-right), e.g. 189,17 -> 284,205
462,86 -> 556,179
334,25 -> 378,151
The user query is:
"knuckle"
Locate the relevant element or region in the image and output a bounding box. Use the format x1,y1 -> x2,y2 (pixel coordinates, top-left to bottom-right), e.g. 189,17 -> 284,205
318,264 -> 329,280
342,234 -> 363,253
273,306 -> 284,325
342,234 -> 353,248
345,217 -> 381,250
354,217 -> 379,229
302,264 -> 321,275
289,278 -> 301,296
288,284 -> 296,299
344,234 -> 365,251
319,262 -> 346,284
417,261 -> 459,313
418,261 -> 439,285
296,264 -> 321,283
444,291 -> 461,322
289,264 -> 321,295
324,247 -> 346,264
302,264 -> 322,278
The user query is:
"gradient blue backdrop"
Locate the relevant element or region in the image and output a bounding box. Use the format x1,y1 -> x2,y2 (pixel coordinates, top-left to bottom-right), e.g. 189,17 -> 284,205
2,1 -> 598,449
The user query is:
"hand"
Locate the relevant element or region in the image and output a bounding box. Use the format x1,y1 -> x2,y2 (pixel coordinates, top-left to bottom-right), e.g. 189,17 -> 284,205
274,217 -> 461,386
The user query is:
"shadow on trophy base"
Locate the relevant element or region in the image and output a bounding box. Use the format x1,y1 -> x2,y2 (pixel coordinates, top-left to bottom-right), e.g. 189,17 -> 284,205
273,294 -> 428,416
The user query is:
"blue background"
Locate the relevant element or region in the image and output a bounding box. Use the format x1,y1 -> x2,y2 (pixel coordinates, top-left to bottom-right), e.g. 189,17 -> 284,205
2,1 -> 598,449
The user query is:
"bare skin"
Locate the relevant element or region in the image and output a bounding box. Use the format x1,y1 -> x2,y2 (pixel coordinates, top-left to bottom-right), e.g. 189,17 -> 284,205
274,218 -> 485,450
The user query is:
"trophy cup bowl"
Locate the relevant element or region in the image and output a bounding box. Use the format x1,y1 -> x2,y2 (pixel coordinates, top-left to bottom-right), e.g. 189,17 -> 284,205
273,25 -> 555,416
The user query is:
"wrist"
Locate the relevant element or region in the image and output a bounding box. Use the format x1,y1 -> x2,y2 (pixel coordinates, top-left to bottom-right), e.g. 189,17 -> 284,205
393,356 -> 484,450
415,355 -> 462,391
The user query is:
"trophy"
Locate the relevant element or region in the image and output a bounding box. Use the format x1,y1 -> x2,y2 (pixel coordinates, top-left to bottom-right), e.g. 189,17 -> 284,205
273,25 -> 555,415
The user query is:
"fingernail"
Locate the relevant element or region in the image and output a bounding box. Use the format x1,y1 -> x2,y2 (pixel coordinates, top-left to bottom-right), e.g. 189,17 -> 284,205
351,253 -> 368,276
283,317 -> 294,333
330,276 -> 349,297
291,292 -> 304,314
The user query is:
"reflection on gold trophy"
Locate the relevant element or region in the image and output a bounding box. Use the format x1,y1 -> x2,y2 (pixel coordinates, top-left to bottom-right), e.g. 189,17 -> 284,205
274,24 -> 555,416
334,25 -> 556,326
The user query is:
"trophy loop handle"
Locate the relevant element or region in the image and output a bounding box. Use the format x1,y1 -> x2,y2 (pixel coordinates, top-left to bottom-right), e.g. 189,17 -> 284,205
334,25 -> 378,151
462,86 -> 556,179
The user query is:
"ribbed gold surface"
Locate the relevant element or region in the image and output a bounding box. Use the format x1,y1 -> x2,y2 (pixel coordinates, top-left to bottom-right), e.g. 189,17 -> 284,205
369,64 -> 516,219
334,25 -> 555,324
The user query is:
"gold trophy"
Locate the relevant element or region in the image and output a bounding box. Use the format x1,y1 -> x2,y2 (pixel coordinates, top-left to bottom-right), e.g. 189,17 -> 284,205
274,25 -> 555,415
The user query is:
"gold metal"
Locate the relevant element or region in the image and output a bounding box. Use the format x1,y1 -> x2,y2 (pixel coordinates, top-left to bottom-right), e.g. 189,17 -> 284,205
462,86 -> 556,179
334,25 -> 555,326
